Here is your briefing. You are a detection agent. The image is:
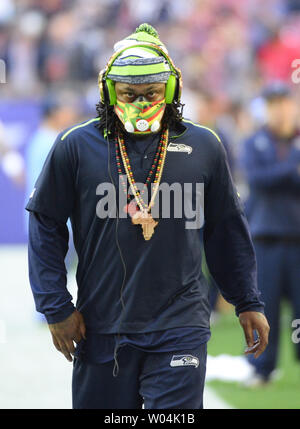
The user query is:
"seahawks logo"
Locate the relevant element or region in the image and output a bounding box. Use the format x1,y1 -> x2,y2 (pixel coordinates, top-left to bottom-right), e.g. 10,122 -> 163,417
170,355 -> 199,368
167,143 -> 193,154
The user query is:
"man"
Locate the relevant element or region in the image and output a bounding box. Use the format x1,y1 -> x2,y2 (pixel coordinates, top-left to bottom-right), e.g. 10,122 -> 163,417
26,24 -> 269,409
241,81 -> 300,386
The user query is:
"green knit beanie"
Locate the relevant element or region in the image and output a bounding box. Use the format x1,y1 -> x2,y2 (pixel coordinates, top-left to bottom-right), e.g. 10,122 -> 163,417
107,23 -> 172,84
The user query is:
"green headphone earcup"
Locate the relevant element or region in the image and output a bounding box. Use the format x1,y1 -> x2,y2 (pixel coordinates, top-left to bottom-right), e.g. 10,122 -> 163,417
165,74 -> 177,104
105,79 -> 117,105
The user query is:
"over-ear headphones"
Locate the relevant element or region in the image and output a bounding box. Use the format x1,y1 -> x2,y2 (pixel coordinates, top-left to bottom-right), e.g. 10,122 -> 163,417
98,42 -> 182,106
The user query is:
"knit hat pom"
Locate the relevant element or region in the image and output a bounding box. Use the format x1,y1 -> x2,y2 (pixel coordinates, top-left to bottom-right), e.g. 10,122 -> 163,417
135,23 -> 159,39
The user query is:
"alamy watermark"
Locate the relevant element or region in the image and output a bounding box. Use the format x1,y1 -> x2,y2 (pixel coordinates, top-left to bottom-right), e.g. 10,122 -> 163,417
0,59 -> 6,83
292,319 -> 300,344
95,176 -> 204,229
291,59 -> 300,84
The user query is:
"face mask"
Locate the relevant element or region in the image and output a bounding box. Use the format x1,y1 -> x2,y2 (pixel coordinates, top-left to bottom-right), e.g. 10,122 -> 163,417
114,98 -> 166,134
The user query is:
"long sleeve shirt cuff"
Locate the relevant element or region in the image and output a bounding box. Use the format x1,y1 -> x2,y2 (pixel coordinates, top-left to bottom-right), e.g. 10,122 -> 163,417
235,302 -> 265,317
44,302 -> 76,324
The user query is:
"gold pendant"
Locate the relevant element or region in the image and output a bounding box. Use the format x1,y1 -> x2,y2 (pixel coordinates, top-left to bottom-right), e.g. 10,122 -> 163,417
131,210 -> 158,240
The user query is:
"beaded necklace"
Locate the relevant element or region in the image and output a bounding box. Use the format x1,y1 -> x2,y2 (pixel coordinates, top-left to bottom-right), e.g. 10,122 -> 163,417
115,128 -> 169,240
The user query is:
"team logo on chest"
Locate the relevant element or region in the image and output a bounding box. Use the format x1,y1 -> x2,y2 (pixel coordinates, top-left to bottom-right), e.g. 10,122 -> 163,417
167,142 -> 193,155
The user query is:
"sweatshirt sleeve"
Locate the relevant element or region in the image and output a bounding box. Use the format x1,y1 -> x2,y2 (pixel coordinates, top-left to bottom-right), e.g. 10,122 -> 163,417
28,211 -> 75,324
203,136 -> 265,316
25,131 -> 76,224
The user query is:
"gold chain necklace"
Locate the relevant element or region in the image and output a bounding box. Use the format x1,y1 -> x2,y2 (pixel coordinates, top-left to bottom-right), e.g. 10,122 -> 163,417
117,128 -> 169,240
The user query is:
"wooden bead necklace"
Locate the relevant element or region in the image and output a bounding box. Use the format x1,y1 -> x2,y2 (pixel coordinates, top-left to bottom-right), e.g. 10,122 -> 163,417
115,128 -> 169,240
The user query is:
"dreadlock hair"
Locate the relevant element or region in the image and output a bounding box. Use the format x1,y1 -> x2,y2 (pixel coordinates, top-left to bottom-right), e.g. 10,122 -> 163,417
95,100 -> 185,138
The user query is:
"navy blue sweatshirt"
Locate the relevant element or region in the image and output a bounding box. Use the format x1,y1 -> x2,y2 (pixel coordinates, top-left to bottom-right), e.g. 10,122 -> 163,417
26,118 -> 264,339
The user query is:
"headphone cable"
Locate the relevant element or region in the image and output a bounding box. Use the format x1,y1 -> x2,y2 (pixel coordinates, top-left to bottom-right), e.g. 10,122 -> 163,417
105,109 -> 127,377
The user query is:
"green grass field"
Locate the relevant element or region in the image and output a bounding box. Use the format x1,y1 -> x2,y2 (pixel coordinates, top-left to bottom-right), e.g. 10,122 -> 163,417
207,302 -> 300,409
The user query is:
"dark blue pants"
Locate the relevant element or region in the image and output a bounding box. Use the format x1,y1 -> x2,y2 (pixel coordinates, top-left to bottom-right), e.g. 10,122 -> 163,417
72,343 -> 207,409
247,240 -> 300,378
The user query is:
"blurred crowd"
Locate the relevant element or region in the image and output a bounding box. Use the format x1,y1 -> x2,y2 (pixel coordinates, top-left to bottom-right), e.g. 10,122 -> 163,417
0,0 -> 299,108
0,0 -> 300,184
0,0 -> 299,142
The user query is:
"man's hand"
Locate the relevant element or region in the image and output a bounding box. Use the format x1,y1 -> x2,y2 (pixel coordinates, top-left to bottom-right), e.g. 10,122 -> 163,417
239,311 -> 270,358
48,310 -> 86,362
